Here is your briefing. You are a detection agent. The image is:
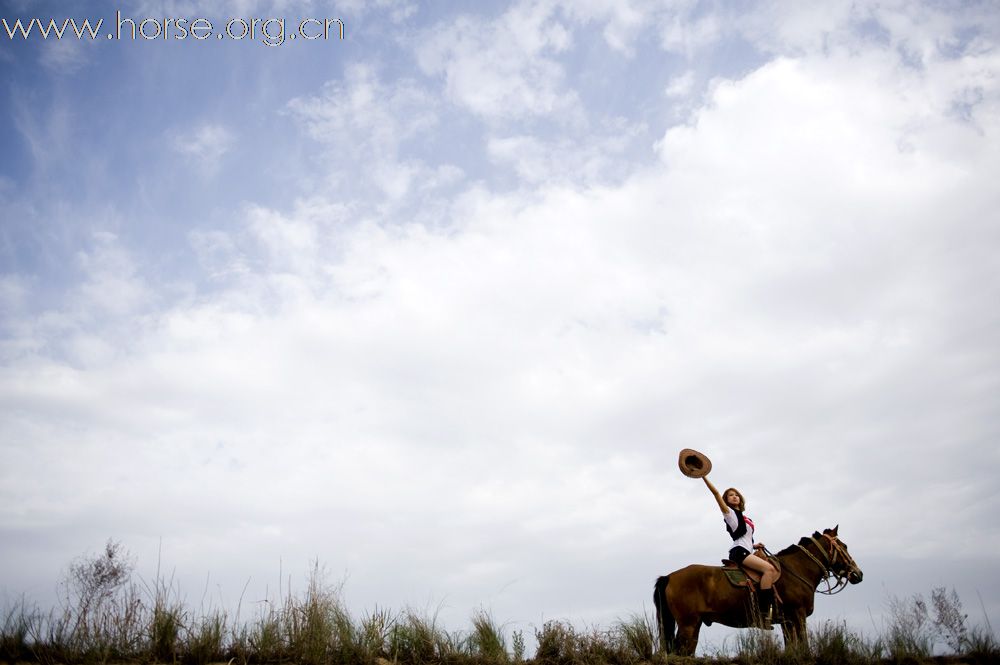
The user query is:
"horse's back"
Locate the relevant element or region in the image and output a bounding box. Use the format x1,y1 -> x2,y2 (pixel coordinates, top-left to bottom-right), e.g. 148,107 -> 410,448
669,563 -> 722,578
663,564 -> 736,615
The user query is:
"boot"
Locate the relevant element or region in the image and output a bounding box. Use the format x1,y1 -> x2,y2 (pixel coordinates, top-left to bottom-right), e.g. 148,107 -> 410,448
757,588 -> 774,630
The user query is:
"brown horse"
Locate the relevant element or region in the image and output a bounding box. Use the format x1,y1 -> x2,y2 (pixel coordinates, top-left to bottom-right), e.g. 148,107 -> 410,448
653,526 -> 863,655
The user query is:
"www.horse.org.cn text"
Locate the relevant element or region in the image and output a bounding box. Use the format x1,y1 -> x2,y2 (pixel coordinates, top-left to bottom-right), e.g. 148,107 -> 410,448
2,12 -> 345,47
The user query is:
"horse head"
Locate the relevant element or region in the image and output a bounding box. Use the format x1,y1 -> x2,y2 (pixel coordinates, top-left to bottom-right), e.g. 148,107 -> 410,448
821,526 -> 863,585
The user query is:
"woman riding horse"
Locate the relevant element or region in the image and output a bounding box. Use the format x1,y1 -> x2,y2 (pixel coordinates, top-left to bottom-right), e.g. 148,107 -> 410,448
654,525 -> 864,654
703,477 -> 779,626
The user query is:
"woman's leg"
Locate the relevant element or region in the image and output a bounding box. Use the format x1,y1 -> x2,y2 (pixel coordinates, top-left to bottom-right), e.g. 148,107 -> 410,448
740,553 -> 778,589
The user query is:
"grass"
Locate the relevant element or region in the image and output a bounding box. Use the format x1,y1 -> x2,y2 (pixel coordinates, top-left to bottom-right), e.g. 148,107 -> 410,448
724,620 -> 888,665
2,545 -> 998,664
4,596 -> 998,665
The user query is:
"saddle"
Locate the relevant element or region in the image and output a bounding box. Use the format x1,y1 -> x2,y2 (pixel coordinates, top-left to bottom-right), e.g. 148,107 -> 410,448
720,551 -> 781,589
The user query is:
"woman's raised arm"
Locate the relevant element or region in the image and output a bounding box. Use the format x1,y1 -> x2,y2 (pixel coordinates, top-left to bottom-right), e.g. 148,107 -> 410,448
703,477 -> 729,514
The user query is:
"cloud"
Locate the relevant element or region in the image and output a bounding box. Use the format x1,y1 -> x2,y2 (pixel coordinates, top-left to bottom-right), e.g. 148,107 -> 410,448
416,1 -> 580,122
37,38 -> 92,73
335,0 -> 417,23
11,93 -> 73,174
659,10 -> 721,57
172,123 -> 235,176
664,70 -> 695,98
0,231 -> 154,372
288,64 -> 437,157
736,0 -> 999,64
642,40 -> 1000,550
2,0 -> 1000,642
554,0 -> 654,56
9,29 -> 998,576
486,122 -> 643,185
286,64 -> 446,204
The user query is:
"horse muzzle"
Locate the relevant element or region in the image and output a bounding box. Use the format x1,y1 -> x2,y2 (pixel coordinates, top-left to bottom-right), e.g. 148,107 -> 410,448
848,569 -> 863,584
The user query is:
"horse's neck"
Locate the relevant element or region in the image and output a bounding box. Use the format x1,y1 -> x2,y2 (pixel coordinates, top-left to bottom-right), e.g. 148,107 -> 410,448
778,542 -> 827,588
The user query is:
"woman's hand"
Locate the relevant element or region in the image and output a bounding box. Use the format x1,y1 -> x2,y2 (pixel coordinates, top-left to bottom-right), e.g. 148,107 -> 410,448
754,542 -> 765,550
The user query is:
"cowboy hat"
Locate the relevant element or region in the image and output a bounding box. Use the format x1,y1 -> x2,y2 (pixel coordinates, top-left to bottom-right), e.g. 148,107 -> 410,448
678,448 -> 712,478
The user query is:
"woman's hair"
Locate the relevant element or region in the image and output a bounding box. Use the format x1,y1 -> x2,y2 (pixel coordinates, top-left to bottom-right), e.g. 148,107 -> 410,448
723,487 -> 746,512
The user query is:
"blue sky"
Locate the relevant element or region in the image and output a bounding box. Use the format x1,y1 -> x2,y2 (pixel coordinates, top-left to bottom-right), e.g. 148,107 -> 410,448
2,0 -> 999,654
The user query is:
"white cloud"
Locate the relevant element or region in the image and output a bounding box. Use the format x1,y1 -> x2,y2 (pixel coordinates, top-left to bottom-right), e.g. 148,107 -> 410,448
172,123 -> 235,176
737,0 -> 999,65
10,29 -> 999,575
664,70 -> 695,98
133,0 -> 360,19
5,232 -> 155,370
335,0 -> 417,23
416,1 -> 580,122
659,11 -> 721,57
38,38 -> 91,73
288,64 -> 436,152
11,95 -> 73,173
554,0 -> 652,55
486,123 -> 642,185
3,0 -> 1000,645
74,232 -> 150,316
286,64 -> 446,204
737,0 -> 859,55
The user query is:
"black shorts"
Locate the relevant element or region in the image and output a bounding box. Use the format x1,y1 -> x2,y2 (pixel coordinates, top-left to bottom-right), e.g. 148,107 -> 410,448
729,546 -> 751,564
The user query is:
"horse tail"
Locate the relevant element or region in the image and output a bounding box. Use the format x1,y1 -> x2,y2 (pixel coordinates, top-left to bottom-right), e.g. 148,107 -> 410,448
653,575 -> 676,653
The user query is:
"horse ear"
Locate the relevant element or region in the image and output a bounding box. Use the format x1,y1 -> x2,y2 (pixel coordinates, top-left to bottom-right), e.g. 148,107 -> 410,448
832,525 -> 839,535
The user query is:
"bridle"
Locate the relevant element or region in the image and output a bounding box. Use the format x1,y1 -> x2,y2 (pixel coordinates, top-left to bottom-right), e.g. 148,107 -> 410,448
787,533 -> 858,595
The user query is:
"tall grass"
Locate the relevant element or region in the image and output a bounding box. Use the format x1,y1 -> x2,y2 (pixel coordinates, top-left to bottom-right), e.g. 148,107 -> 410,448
532,615 -> 663,665
964,625 -> 1000,665
808,621 -> 883,665
884,592 -> 934,662
6,594 -> 999,665
468,609 -> 508,661
4,543 -> 999,664
1,598 -> 34,663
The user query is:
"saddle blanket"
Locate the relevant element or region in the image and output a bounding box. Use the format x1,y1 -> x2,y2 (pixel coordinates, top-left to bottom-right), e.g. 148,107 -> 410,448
722,566 -> 754,588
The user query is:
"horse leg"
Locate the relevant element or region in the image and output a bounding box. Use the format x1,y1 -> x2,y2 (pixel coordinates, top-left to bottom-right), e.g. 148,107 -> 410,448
780,620 -> 794,649
675,616 -> 702,656
781,610 -> 808,651
795,615 -> 809,651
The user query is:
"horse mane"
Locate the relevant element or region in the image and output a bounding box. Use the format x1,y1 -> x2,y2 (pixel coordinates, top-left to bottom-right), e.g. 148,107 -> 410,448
775,532 -> 822,557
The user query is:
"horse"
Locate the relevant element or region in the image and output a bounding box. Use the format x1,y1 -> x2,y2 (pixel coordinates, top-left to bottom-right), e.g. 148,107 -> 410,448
653,526 -> 863,655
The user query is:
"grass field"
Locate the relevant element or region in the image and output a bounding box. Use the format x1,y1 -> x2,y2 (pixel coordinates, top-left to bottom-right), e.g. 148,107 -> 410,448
2,541 -> 997,665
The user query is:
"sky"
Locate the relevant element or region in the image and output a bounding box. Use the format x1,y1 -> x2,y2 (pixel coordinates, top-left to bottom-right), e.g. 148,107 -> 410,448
1,0 -> 999,655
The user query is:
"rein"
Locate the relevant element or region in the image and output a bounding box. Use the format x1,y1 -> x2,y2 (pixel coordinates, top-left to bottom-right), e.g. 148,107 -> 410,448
786,534 -> 854,595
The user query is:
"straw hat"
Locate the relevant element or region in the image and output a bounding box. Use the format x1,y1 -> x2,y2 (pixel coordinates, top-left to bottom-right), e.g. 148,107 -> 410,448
678,448 -> 712,478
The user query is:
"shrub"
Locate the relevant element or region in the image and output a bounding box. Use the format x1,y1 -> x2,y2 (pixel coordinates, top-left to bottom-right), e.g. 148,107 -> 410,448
534,620 -> 579,665
885,592 -> 933,662
931,586 -> 968,653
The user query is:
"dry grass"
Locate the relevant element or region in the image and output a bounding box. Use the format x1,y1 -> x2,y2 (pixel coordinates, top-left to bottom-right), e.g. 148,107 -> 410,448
2,545 -> 997,665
